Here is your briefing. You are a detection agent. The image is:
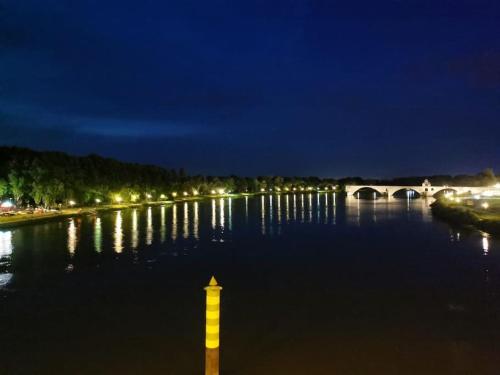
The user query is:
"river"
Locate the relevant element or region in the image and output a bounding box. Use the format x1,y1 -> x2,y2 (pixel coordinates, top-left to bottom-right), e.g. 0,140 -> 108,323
0,194 -> 499,374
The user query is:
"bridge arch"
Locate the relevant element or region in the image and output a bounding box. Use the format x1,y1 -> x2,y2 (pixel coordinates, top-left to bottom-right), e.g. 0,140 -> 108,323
432,188 -> 457,198
352,187 -> 384,199
392,188 -> 421,199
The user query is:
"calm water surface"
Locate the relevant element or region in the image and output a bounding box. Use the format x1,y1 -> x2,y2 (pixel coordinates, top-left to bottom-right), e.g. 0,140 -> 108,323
1,194 -> 500,374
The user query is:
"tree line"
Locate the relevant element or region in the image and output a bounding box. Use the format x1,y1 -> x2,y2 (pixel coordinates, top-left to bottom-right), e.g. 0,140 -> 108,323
0,146 -> 496,208
0,147 -> 336,207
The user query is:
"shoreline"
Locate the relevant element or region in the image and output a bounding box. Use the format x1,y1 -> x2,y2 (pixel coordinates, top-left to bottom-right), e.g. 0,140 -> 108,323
431,199 -> 500,236
0,191 -> 336,229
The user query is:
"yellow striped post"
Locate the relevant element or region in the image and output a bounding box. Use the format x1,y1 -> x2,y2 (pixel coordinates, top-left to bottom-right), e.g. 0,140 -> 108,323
205,276 -> 222,375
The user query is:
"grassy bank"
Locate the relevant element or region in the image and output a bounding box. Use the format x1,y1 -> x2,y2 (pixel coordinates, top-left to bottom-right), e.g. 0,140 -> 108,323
0,203 -> 146,229
431,198 -> 500,235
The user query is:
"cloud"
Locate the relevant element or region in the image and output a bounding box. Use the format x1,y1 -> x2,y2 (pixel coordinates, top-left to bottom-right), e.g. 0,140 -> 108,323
75,118 -> 203,138
0,101 -> 205,143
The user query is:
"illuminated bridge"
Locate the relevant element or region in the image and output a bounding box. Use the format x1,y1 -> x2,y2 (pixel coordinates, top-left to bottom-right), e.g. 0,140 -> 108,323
345,180 -> 493,198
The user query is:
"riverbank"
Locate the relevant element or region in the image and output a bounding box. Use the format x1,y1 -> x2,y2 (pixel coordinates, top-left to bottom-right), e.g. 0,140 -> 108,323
0,193 -> 246,229
0,191 -> 336,229
431,198 -> 500,236
0,203 -> 145,229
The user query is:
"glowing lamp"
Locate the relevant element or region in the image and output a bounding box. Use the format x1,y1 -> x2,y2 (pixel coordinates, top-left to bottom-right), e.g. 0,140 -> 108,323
482,202 -> 489,209
172,192 -> 178,197
211,190 -> 216,195
0,201 -> 14,208
183,191 -> 189,196
69,200 -> 76,207
95,198 -> 101,204
217,189 -> 225,195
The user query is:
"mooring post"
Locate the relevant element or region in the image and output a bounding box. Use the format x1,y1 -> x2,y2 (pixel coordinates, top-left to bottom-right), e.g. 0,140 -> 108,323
205,276 -> 222,375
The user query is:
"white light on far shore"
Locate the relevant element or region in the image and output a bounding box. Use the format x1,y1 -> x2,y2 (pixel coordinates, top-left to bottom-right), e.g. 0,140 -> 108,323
69,200 -> 76,207
95,198 -> 101,204
0,201 -> 14,208
482,202 -> 489,209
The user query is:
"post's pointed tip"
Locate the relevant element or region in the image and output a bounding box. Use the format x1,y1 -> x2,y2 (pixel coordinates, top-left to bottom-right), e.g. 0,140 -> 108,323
209,276 -> 218,286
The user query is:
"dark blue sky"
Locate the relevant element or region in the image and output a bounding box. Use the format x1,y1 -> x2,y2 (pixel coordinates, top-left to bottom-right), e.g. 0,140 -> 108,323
1,0 -> 499,177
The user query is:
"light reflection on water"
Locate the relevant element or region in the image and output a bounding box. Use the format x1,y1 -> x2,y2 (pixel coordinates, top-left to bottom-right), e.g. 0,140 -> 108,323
0,230 -> 13,258
219,198 -> 225,231
261,195 -> 265,235
146,207 -> 153,245
193,202 -> 199,240
114,211 -> 123,253
211,199 -> 216,232
68,219 -> 77,254
94,217 -> 102,253
0,194 -> 496,290
183,202 -> 189,239
160,206 -> 166,243
482,234 -> 489,255
131,209 -> 139,249
172,204 -> 178,242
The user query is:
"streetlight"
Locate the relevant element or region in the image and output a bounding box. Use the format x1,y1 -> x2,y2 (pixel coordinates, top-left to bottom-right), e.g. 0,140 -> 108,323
115,195 -> 123,203
482,202 -> 489,209
69,200 -> 76,207
172,192 -> 178,198
95,198 -> 101,204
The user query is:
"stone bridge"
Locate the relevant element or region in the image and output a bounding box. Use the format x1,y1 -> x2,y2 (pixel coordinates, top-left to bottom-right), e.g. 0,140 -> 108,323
345,183 -> 491,198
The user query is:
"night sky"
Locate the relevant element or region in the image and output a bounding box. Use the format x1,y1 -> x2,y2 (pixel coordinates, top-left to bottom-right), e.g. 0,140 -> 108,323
1,0 -> 499,177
